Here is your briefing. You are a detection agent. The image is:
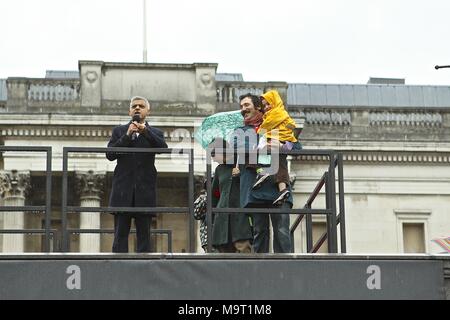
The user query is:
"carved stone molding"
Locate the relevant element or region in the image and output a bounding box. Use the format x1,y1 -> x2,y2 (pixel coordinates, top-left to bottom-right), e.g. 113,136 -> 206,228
199,73 -> 213,88
0,170 -> 30,199
295,152 -> 450,164
0,128 -> 112,138
0,127 -> 194,139
85,71 -> 98,84
75,170 -> 106,200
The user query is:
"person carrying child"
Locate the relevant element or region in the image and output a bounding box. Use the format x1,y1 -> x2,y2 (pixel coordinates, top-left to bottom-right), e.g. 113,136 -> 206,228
253,90 -> 302,205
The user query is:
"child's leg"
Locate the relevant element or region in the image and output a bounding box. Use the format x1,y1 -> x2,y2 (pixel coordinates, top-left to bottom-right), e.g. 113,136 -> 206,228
273,155 -> 291,205
274,154 -> 290,190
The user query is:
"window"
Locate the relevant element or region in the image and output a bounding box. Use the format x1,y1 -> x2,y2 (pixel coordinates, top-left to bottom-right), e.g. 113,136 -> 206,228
395,210 -> 430,254
402,223 -> 425,253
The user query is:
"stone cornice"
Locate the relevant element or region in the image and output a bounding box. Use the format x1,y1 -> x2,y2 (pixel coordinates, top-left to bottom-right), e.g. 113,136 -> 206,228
0,126 -> 196,139
79,60 -> 219,70
0,114 -> 204,127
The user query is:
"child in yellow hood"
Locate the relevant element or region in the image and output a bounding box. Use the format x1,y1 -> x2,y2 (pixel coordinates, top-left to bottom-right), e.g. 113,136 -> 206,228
254,90 -> 302,205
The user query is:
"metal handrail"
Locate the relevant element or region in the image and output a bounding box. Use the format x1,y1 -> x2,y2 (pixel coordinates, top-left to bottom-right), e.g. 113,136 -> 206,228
61,147 -> 195,252
301,153 -> 346,253
205,148 -> 345,253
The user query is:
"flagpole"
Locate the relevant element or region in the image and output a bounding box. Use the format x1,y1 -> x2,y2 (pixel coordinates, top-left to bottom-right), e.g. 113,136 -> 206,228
143,0 -> 148,63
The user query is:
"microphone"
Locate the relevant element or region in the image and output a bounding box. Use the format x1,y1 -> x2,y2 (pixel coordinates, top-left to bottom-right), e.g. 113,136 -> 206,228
131,114 -> 141,140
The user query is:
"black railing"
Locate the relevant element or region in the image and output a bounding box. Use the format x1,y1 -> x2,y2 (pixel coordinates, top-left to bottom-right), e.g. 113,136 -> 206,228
289,153 -> 346,253
61,147 -> 194,252
1,145 -> 346,254
205,149 -> 345,253
0,146 -> 52,252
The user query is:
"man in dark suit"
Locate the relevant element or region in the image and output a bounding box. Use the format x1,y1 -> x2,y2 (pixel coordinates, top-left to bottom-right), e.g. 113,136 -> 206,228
106,96 -> 167,253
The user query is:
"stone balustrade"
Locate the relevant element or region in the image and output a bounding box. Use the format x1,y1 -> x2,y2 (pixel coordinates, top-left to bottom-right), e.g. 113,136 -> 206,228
5,78 -> 81,111
216,81 -> 288,111
28,79 -> 80,102
216,81 -> 265,103
369,111 -> 442,127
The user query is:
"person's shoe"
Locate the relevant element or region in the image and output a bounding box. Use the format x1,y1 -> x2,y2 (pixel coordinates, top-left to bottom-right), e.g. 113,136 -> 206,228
273,188 -> 290,206
252,173 -> 270,189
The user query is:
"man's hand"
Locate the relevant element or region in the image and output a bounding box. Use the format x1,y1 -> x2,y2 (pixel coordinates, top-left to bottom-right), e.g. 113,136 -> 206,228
232,167 -> 240,177
127,122 -> 139,136
135,122 -> 146,134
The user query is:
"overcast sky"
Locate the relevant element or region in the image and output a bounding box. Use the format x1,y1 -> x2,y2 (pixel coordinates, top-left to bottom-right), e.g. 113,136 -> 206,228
1,0 -> 450,85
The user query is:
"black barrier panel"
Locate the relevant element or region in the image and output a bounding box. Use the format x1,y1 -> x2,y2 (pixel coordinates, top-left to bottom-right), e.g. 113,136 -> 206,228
205,148 -> 345,253
61,147 -> 194,252
0,255 -> 446,299
0,146 -> 52,252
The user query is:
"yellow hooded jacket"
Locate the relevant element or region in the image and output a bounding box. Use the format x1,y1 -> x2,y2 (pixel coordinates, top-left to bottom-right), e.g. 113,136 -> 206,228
258,90 -> 297,142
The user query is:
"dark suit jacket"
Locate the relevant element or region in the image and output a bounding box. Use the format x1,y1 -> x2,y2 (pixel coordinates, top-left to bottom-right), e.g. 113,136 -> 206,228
106,121 -> 167,209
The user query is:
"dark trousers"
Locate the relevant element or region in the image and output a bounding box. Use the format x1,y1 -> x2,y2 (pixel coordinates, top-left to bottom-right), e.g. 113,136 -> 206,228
251,202 -> 291,253
112,213 -> 152,253
274,154 -> 289,186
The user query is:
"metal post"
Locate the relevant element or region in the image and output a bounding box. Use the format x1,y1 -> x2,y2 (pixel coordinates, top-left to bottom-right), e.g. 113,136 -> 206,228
338,153 -> 347,253
306,207 -> 313,253
327,153 -> 338,253
61,148 -> 68,252
188,149 -> 195,252
44,147 -> 52,252
206,149 -> 213,253
325,172 -> 333,253
167,230 -> 173,253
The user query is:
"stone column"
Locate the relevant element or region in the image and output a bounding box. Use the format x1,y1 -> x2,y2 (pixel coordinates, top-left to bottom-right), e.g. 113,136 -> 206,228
76,170 -> 105,253
0,170 -> 30,252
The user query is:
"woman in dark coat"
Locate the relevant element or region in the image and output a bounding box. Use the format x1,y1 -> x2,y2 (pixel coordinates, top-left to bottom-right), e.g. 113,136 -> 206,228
210,139 -> 253,253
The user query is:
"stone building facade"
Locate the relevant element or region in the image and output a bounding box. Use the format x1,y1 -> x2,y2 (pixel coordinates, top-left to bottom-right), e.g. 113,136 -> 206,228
0,61 -> 449,254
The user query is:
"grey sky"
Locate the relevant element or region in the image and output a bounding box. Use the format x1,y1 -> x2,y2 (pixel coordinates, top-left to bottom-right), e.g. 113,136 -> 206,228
1,0 -> 450,85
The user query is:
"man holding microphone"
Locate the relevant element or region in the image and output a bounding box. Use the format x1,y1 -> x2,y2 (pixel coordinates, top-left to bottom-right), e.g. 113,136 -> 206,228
106,96 -> 167,253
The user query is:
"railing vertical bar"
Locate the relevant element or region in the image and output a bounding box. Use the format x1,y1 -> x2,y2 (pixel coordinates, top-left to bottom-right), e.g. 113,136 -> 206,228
206,149 -> 213,253
61,147 -> 69,252
188,149 -> 195,252
328,153 -> 338,253
45,147 -> 52,252
338,153 -> 347,253
306,207 -> 313,253
168,230 -> 173,253
325,172 -> 333,253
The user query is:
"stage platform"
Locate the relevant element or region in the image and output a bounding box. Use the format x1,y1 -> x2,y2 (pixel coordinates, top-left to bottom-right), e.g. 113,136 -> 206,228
0,253 -> 448,300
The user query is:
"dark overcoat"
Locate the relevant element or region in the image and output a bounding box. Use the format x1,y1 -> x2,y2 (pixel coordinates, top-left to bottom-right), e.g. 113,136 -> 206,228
211,164 -> 253,246
106,121 -> 167,209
